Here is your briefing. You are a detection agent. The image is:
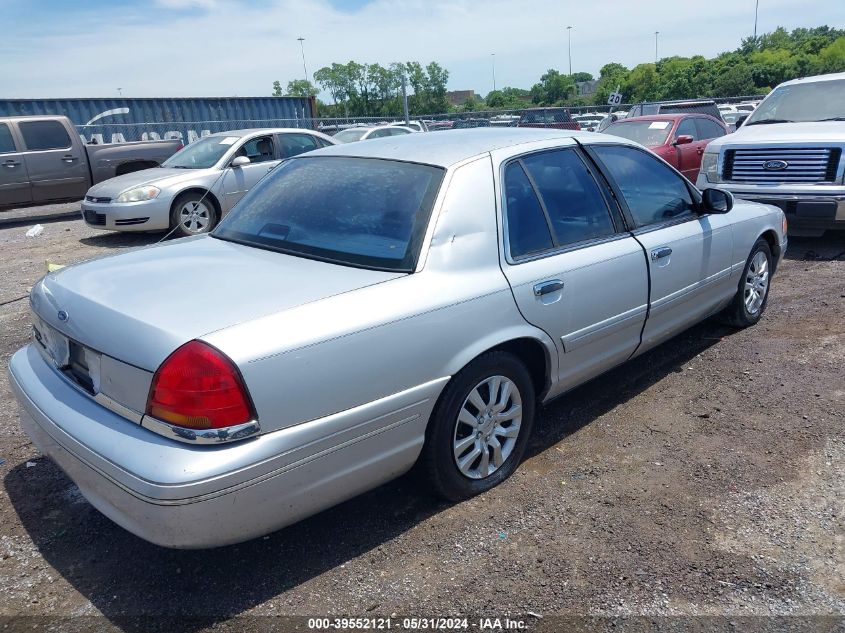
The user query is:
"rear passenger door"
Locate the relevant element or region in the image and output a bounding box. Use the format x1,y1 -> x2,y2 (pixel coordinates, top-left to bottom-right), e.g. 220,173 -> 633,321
589,144 -> 734,353
0,122 -> 32,207
18,119 -> 89,203
495,145 -> 650,395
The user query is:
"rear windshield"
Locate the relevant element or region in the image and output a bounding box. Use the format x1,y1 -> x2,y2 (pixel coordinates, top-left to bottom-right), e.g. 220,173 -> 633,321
605,120 -> 672,146
212,156 -> 445,272
333,129 -> 368,143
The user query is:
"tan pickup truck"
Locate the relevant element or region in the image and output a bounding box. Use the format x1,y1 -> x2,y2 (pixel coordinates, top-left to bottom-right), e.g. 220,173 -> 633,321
0,115 -> 182,211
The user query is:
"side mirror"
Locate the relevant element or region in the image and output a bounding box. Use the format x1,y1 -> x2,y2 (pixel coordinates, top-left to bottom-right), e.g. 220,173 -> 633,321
702,188 -> 734,214
231,156 -> 250,168
674,134 -> 694,145
735,114 -> 749,128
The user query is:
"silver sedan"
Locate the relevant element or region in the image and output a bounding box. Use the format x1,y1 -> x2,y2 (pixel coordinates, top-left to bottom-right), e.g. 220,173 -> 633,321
9,129 -> 786,548
80,128 -> 336,237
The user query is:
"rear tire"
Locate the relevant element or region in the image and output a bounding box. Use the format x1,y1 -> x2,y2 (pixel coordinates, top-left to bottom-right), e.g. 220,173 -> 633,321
421,352 -> 535,502
719,238 -> 772,328
170,192 -> 218,238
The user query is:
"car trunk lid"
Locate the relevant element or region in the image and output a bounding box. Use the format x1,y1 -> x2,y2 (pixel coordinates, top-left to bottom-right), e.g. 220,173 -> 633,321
31,235 -> 403,372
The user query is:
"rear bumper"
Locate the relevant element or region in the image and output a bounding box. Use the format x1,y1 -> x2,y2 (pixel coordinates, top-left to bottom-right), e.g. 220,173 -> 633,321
8,345 -> 440,548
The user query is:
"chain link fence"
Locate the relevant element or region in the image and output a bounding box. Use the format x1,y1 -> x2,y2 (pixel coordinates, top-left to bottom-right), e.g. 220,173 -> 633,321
72,95 -> 765,143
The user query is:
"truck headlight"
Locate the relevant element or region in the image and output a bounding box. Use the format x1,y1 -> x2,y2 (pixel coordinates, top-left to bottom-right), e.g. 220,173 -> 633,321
701,152 -> 720,183
116,185 -> 160,203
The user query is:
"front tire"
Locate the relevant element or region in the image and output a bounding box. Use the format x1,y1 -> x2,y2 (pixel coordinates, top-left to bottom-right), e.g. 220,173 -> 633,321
170,192 -> 218,237
720,238 -> 772,328
421,351 -> 535,501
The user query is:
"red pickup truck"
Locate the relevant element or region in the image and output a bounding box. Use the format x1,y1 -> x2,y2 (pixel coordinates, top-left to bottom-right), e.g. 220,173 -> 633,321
603,114 -> 728,181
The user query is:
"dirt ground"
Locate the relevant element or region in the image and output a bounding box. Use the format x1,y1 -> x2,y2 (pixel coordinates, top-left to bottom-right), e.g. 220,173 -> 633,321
0,212 -> 842,632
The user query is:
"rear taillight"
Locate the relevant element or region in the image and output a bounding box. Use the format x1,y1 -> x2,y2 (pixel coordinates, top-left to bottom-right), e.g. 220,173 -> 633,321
146,341 -> 253,430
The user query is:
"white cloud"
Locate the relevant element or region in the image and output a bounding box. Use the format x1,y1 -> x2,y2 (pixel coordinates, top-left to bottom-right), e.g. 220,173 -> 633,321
1,0 -> 843,100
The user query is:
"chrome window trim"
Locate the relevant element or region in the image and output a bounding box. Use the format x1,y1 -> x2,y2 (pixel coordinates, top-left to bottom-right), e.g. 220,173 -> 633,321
505,232 -> 632,266
140,415 -> 261,445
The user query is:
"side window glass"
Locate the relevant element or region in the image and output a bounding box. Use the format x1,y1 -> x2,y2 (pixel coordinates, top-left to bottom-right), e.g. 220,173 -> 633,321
593,145 -> 695,227
0,124 -> 16,153
504,162 -> 553,258
237,136 -> 275,163
696,118 -> 725,139
19,120 -> 72,151
278,134 -> 319,158
370,128 -> 390,138
521,149 -> 616,247
675,118 -> 698,140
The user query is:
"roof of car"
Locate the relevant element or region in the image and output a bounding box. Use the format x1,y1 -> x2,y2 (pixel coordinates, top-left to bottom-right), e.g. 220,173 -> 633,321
207,128 -> 323,137
304,128 -> 599,167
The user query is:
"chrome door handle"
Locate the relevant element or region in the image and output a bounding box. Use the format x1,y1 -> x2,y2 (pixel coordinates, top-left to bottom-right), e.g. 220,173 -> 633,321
62,156 -> 78,163
533,279 -> 564,296
651,247 -> 673,261
3,160 -> 20,167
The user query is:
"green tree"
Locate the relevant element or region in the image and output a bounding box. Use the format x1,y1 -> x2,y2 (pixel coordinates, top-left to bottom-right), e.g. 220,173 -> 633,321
571,72 -> 594,82
285,79 -> 319,97
272,80 -> 282,97
593,62 -> 629,105
711,63 -> 756,97
819,36 -> 845,73
530,69 -> 575,105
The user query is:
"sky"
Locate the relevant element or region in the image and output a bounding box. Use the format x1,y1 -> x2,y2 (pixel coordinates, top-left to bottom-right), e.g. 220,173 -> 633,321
1,0 -> 843,101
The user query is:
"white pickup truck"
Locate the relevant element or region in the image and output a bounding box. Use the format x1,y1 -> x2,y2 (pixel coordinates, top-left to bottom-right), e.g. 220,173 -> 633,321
696,72 -> 845,236
0,115 -> 182,211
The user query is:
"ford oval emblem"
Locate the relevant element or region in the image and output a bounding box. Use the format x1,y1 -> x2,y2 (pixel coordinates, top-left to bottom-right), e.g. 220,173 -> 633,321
57,310 -> 69,322
763,159 -> 788,171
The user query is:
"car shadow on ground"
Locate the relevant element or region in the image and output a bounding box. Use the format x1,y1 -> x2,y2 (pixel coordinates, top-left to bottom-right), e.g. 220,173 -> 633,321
4,318 -> 732,630
784,232 -> 845,262
79,231 -> 169,250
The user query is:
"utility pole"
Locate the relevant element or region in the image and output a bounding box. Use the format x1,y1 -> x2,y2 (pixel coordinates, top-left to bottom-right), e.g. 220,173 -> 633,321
753,0 -> 759,40
654,31 -> 659,64
117,87 -> 122,97
566,26 -> 573,76
401,74 -> 410,125
297,37 -> 309,83
491,53 -> 497,92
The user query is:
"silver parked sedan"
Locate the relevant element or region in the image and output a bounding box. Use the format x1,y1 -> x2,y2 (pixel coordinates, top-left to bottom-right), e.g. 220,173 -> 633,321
9,129 -> 786,548
81,128 -> 336,237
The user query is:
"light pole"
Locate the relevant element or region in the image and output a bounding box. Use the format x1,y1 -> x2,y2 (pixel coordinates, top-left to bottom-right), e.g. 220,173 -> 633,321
297,37 -> 309,83
753,0 -> 759,40
654,31 -> 659,64
491,53 -> 496,92
566,26 -> 573,76
117,87 -> 122,97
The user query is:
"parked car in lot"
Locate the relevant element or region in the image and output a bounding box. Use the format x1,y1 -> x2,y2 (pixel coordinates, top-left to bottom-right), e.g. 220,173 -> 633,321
391,120 -> 428,132
0,115 -> 182,211
626,99 -> 724,122
604,114 -> 729,181
9,128 -> 786,548
332,125 -> 414,143
80,128 -> 336,236
518,108 -> 580,130
697,72 -> 845,236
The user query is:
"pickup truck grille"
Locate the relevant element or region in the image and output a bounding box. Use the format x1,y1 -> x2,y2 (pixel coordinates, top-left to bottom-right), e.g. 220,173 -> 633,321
723,148 -> 841,183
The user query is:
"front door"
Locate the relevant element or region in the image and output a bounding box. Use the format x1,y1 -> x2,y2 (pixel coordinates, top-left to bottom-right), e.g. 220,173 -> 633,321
589,144 -> 734,353
0,122 -> 32,207
495,145 -> 650,396
673,117 -> 708,181
18,119 -> 89,203
220,135 -> 280,212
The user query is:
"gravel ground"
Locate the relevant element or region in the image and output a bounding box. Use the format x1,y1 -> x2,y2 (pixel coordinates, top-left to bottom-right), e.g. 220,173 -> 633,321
0,215 -> 842,631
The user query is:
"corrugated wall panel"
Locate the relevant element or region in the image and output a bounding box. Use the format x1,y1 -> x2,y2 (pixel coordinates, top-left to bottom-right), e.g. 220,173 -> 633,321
0,97 -> 314,144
